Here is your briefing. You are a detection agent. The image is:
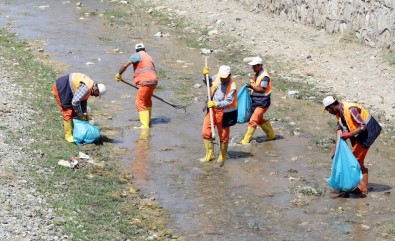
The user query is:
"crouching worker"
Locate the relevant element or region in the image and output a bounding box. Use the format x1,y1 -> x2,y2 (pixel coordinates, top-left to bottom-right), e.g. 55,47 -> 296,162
52,73 -> 106,142
323,96 -> 382,197
201,65 -> 238,167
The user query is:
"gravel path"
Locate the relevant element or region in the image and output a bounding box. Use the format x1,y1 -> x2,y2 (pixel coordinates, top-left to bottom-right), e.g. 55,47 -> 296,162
0,51 -> 66,241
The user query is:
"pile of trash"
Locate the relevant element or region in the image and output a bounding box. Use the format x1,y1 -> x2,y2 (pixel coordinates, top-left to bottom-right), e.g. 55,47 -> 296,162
57,151 -> 104,170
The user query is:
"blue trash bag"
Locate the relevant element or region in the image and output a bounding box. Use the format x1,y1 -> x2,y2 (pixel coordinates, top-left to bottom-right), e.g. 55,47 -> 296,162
326,138 -> 362,192
237,85 -> 252,124
72,119 -> 101,145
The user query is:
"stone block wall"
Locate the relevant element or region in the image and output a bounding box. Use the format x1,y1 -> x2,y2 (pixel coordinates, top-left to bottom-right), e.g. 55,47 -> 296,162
237,0 -> 395,48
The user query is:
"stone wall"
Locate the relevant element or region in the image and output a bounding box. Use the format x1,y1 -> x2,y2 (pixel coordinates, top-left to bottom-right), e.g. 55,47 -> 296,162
237,0 -> 395,48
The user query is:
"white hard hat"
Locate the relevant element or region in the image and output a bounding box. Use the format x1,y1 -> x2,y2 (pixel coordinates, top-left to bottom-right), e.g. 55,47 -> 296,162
323,96 -> 336,107
97,83 -> 106,96
217,65 -> 231,78
135,43 -> 145,51
248,56 -> 263,65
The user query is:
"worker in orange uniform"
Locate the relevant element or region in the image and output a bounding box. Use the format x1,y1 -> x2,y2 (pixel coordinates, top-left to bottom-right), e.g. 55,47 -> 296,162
323,96 -> 382,197
201,65 -> 238,167
115,43 -> 158,129
239,56 -> 276,144
52,73 -> 106,142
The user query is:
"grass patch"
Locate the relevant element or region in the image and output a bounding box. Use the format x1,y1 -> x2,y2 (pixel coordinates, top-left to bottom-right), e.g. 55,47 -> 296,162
388,223 -> 395,236
311,134 -> 335,152
98,36 -> 112,42
339,29 -> 359,44
383,50 -> 395,66
103,9 -> 131,24
298,185 -> 324,196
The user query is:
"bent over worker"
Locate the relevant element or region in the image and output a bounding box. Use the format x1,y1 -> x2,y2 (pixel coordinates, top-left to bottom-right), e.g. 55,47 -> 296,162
323,96 -> 382,197
52,73 -> 106,142
115,43 -> 158,129
240,56 -> 275,144
201,65 -> 238,167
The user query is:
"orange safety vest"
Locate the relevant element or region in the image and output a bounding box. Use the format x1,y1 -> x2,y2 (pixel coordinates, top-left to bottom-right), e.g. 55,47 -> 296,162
336,102 -> 370,132
133,51 -> 158,86
70,73 -> 94,101
250,70 -> 272,96
211,76 -> 237,112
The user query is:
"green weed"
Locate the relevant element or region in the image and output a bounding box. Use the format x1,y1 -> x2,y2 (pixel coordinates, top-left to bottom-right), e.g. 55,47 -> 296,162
298,185 -> 324,196
98,36 -> 112,42
383,50 -> 395,66
388,223 -> 395,235
339,30 -> 359,44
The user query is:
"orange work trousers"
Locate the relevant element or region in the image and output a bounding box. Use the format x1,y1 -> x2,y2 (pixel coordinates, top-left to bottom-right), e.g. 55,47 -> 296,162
351,140 -> 369,171
248,106 -> 270,128
52,84 -> 76,121
202,109 -> 230,143
135,84 -> 157,112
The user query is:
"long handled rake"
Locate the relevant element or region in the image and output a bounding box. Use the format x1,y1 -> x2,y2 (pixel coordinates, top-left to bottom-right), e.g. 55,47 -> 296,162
120,79 -> 191,112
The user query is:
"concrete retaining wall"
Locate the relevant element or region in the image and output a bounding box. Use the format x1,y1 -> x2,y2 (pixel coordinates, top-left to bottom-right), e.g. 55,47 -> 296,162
237,0 -> 395,48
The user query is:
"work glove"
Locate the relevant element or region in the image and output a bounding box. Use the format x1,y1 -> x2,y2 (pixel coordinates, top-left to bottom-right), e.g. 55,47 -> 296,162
115,73 -> 122,82
245,83 -> 253,89
203,67 -> 210,76
341,132 -> 353,140
207,100 -> 216,108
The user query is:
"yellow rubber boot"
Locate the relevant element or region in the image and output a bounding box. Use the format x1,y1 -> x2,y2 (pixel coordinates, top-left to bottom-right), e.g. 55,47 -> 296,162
63,120 -> 74,143
217,142 -> 228,167
200,139 -> 215,162
240,126 -> 256,144
147,107 -> 152,120
134,110 -> 150,129
260,121 -> 276,140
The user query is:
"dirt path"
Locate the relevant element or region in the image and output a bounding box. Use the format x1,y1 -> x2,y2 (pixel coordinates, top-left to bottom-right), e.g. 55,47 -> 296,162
148,0 -> 395,120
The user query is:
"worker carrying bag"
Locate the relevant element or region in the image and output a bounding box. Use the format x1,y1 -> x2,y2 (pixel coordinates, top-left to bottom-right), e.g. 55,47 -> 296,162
72,119 -> 101,145
326,138 -> 362,192
237,85 -> 252,123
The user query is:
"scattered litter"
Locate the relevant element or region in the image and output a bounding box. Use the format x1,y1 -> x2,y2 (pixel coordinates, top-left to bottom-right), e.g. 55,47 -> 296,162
58,157 -> 79,169
200,48 -> 213,55
70,157 -> 79,168
287,90 -> 299,97
154,32 -> 162,37
58,154 -> 104,170
154,31 -> 170,38
86,160 -> 105,168
58,159 -> 71,168
78,152 -> 90,159
36,5 -> 50,9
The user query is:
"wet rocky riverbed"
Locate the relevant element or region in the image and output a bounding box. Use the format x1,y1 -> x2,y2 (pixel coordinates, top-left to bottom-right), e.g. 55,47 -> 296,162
1,1 -> 395,240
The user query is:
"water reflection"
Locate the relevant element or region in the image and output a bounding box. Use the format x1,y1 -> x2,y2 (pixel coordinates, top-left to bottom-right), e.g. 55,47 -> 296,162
131,128 -> 151,188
